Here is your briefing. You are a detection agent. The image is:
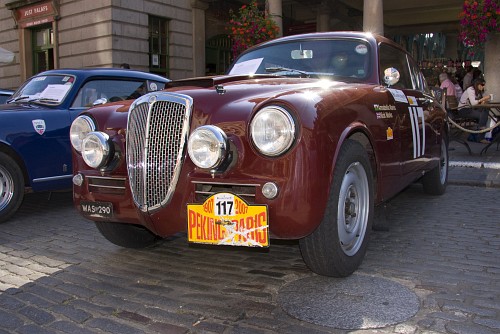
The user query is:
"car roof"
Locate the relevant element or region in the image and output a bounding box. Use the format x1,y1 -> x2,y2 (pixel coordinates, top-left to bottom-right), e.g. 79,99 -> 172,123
257,31 -> 404,52
0,89 -> 14,95
34,68 -> 170,82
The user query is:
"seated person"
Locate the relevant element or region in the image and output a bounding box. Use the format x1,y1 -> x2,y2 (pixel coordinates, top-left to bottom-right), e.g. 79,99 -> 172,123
457,78 -> 492,143
128,83 -> 146,100
330,52 -> 352,76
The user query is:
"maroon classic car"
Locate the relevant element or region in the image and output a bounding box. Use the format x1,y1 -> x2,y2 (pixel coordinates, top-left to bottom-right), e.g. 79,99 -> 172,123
70,32 -> 448,277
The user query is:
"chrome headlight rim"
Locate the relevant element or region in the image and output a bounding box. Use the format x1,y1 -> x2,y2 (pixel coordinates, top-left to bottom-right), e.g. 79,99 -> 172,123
250,105 -> 296,157
81,131 -> 111,169
70,115 -> 96,152
188,125 -> 229,169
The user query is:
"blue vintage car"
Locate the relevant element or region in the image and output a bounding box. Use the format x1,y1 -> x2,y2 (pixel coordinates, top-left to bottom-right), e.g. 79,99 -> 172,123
0,89 -> 14,104
0,68 -> 169,223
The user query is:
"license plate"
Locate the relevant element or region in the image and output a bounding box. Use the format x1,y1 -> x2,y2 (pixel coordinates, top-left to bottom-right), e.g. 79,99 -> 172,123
80,201 -> 113,218
187,193 -> 269,247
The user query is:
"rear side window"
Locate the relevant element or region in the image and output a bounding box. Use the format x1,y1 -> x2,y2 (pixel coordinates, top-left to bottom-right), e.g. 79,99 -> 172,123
378,44 -> 412,89
71,80 -> 151,108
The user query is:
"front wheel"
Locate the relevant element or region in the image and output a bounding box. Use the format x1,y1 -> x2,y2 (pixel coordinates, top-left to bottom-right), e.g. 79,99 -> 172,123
0,152 -> 25,224
422,135 -> 448,195
95,221 -> 160,248
299,139 -> 374,277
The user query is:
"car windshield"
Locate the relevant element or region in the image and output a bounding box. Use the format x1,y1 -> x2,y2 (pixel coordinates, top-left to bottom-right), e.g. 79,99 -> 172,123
8,75 -> 75,105
228,39 -> 371,80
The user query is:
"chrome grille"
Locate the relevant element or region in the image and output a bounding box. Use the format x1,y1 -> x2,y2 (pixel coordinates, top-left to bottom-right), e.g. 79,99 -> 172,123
126,93 -> 192,212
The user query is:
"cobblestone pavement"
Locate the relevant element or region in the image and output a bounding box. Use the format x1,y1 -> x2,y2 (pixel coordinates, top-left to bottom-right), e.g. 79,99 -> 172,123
0,183 -> 499,334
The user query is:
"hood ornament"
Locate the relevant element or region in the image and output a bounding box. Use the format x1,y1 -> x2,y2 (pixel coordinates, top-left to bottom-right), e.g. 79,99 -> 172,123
215,85 -> 226,95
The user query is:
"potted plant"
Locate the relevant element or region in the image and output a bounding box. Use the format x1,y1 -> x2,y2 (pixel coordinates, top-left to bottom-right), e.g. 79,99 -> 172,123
227,0 -> 280,60
458,0 -> 499,56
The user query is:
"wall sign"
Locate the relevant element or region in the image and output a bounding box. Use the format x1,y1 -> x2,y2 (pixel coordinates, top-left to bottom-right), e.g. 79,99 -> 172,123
14,1 -> 55,28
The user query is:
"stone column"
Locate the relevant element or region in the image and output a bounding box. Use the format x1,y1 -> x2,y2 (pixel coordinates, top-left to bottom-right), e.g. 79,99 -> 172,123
191,0 -> 209,77
363,0 -> 384,36
484,33 -> 500,102
316,1 -> 330,32
266,0 -> 283,37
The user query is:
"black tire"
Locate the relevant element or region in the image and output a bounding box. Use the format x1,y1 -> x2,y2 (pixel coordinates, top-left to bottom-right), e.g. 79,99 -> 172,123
299,139 -> 374,277
95,221 -> 160,248
0,152 -> 24,224
422,136 -> 448,195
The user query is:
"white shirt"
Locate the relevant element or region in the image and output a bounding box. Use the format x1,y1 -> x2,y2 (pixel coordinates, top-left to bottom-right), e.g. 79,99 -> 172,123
458,86 -> 480,109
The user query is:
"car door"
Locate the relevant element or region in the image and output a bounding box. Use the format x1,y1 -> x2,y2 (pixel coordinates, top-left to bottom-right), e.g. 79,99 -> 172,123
379,44 -> 434,185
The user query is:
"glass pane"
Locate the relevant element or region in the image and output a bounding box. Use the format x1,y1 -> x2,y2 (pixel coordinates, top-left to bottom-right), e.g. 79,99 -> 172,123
11,74 -> 75,105
72,80 -> 151,108
36,30 -> 46,47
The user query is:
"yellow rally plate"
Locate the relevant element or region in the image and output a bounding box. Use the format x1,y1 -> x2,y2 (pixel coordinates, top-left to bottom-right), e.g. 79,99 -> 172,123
187,192 -> 269,247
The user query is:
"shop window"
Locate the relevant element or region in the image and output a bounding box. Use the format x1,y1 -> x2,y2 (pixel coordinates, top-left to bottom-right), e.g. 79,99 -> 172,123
32,25 -> 54,74
149,16 -> 170,78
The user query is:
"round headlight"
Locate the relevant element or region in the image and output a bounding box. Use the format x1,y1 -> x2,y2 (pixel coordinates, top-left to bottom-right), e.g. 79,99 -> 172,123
188,126 -> 228,169
70,116 -> 96,152
81,132 -> 111,169
250,106 -> 295,156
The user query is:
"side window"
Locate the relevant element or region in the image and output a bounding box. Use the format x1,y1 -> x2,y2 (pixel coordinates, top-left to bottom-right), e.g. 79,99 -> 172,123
379,44 -> 412,89
408,56 -> 425,92
71,80 -> 148,108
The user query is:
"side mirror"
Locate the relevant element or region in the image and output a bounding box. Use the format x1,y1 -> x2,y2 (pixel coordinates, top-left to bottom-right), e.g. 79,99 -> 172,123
383,67 -> 400,87
92,98 -> 108,106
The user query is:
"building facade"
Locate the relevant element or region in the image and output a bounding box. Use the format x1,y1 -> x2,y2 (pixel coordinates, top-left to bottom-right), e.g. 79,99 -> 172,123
1,0 -> 353,89
0,0 -> 209,89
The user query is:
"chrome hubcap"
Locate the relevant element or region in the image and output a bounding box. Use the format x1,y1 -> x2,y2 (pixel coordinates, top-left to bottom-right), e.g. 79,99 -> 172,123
0,165 -> 14,211
338,162 -> 369,256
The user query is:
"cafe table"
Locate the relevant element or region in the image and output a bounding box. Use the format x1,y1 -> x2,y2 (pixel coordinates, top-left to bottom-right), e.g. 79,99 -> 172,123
471,102 -> 500,154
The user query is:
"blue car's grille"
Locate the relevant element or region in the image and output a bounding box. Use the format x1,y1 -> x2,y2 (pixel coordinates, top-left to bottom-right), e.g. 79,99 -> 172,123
126,93 -> 192,212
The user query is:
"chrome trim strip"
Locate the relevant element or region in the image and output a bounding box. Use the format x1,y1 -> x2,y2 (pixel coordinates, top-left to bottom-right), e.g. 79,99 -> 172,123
191,181 -> 260,187
87,176 -> 127,181
194,190 -> 256,197
33,175 -> 72,183
88,184 -> 125,190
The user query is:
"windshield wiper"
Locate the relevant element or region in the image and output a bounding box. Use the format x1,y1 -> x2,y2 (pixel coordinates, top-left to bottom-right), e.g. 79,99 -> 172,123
29,97 -> 61,104
265,66 -> 310,77
9,95 -> 31,103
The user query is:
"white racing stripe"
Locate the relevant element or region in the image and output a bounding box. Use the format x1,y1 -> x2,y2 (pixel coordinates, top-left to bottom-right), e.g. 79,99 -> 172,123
409,106 -> 425,159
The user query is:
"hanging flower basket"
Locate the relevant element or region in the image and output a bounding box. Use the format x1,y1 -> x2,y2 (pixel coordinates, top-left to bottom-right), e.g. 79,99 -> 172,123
458,0 -> 499,56
227,0 -> 280,60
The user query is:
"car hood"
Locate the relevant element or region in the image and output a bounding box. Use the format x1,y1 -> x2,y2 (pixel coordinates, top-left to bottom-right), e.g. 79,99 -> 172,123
161,75 -> 370,114
0,102 -> 54,113
165,74 -> 359,98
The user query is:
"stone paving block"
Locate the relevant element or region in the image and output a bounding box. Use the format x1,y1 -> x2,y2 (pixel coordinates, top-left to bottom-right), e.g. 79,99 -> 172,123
473,317 -> 500,331
50,304 -> 92,323
18,305 -> 56,325
16,324 -> 55,334
50,320 -> 96,334
147,321 -> 189,334
441,300 -> 497,317
85,317 -> 145,334
445,321 -> 497,334
69,299 -> 117,316
0,308 -> 24,329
